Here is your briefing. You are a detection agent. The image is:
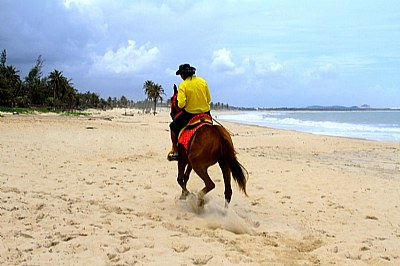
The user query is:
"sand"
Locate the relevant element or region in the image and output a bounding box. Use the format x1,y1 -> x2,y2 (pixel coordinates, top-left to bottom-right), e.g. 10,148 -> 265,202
0,108 -> 399,265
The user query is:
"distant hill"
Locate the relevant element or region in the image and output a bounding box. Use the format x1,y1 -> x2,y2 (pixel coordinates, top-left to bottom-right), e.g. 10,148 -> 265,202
305,105 -> 392,111
306,105 -> 361,110
256,105 -> 397,111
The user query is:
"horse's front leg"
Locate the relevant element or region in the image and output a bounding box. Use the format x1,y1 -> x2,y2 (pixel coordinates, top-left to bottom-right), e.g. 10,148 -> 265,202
177,160 -> 191,200
180,164 -> 192,200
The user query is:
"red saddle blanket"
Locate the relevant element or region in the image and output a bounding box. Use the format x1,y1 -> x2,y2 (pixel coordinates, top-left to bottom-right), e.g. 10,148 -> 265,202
178,114 -> 212,152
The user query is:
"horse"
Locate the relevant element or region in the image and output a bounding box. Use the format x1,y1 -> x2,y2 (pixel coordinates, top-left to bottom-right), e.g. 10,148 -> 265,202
169,84 -> 248,207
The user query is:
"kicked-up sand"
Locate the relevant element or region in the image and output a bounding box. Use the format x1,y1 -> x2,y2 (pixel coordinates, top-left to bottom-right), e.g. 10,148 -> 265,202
0,108 -> 399,265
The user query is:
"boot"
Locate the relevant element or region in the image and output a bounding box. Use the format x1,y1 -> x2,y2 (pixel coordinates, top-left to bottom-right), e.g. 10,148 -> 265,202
167,130 -> 179,161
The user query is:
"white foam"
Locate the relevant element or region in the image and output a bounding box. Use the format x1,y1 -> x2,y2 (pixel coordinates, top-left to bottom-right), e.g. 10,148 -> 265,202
219,111 -> 400,141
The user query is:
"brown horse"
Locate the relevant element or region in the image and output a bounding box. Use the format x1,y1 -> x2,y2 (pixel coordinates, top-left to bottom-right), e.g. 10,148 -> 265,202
170,85 -> 248,207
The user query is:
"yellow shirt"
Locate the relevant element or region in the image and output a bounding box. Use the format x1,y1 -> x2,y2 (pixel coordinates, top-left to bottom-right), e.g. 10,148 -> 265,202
177,76 -> 211,114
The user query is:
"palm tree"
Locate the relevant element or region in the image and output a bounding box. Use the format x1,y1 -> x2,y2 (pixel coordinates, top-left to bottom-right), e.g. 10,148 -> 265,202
107,97 -> 113,109
24,55 -> 48,106
48,69 -> 62,109
143,80 -> 164,115
64,83 -> 77,112
48,69 -> 74,111
120,95 -> 128,115
0,65 -> 21,106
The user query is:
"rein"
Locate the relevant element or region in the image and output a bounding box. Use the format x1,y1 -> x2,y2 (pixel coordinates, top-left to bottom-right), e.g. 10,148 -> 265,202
170,90 -> 234,136
170,93 -> 182,119
212,117 -> 234,136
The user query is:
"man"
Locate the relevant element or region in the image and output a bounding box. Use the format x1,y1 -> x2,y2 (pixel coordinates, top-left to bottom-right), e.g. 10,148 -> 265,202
167,64 -> 212,161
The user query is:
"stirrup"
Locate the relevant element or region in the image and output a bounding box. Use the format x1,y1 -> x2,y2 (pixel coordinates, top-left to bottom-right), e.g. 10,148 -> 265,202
167,152 -> 179,161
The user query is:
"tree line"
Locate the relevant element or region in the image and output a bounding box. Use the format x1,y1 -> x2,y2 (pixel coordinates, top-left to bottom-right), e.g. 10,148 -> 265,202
0,49 -> 144,112
1,48 -> 240,114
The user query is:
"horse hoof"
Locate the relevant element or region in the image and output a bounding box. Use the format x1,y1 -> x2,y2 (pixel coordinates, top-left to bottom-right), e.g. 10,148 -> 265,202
179,193 -> 187,200
179,190 -> 189,200
224,200 -> 229,208
198,198 -> 205,207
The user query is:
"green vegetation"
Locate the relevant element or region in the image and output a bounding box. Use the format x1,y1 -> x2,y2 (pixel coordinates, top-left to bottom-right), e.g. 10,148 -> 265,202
1,48 -> 238,115
61,111 -> 89,117
0,49 -> 133,113
0,106 -> 37,114
0,106 -> 89,116
143,80 -> 164,115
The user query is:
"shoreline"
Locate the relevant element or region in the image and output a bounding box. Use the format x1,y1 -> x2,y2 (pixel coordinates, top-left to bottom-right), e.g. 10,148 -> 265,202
1,110 -> 399,265
214,110 -> 400,143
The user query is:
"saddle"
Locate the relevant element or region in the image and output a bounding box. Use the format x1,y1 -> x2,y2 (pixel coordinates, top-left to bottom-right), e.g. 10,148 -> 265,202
178,113 -> 212,152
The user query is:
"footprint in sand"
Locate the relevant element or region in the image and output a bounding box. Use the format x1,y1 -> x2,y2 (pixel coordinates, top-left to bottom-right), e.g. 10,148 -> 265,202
107,253 -> 120,262
172,242 -> 190,253
192,255 -> 213,265
116,245 -> 130,253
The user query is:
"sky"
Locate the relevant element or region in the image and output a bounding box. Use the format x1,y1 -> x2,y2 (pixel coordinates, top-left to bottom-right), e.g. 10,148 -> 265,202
1,0 -> 399,108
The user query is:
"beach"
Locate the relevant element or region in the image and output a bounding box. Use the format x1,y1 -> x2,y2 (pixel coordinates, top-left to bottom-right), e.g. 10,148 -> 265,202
1,109 -> 399,265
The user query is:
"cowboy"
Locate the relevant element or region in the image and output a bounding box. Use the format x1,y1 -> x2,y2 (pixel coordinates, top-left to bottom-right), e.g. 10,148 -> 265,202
167,64 -> 212,161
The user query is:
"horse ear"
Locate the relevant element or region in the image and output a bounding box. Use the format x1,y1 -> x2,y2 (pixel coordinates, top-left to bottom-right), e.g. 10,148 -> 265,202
173,84 -> 178,94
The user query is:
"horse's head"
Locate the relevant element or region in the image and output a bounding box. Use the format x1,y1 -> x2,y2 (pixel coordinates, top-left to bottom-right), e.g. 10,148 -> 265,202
170,84 -> 182,119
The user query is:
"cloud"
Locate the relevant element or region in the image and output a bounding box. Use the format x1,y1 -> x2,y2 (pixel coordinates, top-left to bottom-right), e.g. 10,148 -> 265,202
1,0 -> 398,107
251,59 -> 284,76
90,40 -> 160,75
211,48 -> 244,75
211,48 -> 235,70
63,0 -> 93,9
305,63 -> 338,80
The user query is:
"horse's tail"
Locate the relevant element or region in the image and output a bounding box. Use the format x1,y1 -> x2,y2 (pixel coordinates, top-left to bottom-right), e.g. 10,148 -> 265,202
215,125 -> 248,196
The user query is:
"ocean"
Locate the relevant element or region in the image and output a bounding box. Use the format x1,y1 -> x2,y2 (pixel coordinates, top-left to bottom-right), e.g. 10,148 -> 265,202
217,110 -> 400,142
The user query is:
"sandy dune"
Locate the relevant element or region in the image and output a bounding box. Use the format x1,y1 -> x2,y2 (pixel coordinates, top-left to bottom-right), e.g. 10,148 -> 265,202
1,109 -> 399,265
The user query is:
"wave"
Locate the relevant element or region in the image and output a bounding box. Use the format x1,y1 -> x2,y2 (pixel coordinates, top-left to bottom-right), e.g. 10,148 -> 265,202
218,111 -> 400,141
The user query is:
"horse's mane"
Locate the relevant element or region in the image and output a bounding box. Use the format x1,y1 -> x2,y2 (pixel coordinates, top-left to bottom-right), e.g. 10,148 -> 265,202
170,84 -> 182,119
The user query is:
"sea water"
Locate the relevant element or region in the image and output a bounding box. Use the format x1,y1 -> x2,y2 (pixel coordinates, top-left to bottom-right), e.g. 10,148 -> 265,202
217,110 -> 400,142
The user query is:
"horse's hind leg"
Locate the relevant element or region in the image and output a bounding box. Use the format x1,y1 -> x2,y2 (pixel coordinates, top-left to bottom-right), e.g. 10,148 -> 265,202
177,160 -> 191,200
194,167 -> 215,206
219,160 -> 232,207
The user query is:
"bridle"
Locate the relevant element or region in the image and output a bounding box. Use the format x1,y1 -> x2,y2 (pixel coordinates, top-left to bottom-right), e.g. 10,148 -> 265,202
170,90 -> 182,120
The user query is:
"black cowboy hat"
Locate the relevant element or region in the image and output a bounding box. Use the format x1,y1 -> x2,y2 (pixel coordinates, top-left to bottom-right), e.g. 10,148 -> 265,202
176,64 -> 196,75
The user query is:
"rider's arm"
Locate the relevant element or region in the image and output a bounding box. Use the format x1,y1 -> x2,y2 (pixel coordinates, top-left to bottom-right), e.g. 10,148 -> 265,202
205,82 -> 211,103
177,84 -> 186,109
